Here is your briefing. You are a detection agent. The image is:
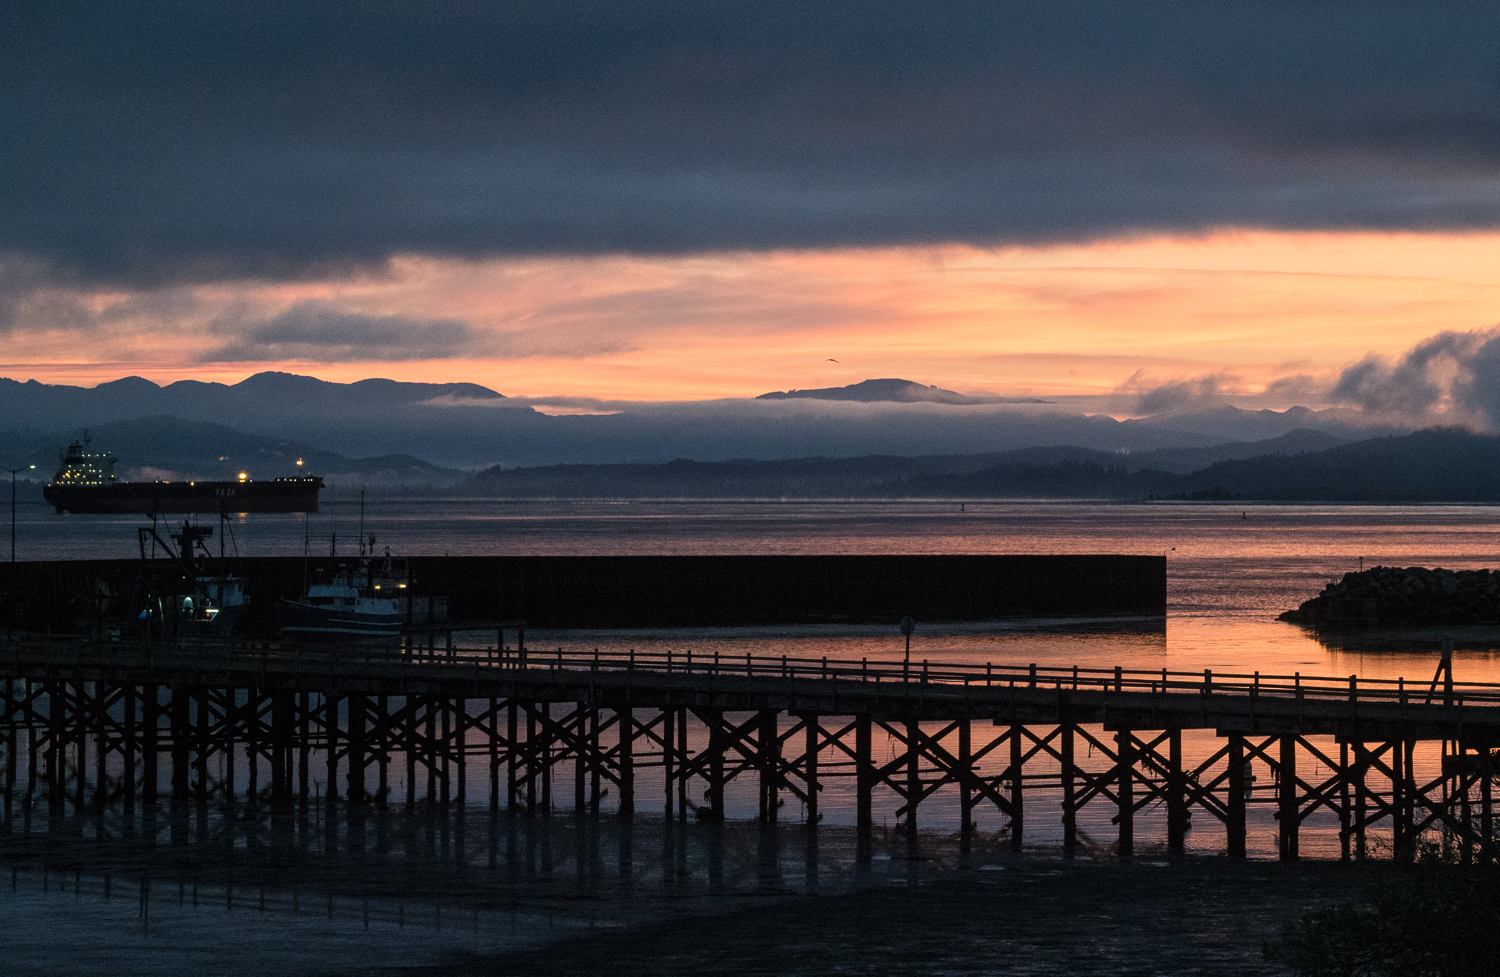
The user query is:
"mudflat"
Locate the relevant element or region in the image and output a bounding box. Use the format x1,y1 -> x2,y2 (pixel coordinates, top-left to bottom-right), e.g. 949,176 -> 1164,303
397,858 -> 1385,977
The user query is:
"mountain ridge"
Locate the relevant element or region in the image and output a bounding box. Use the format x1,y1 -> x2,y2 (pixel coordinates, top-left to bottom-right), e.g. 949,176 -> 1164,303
756,378 -> 1045,405
457,428 -> 1396,499
4,420 -> 1492,502
0,372 -> 1414,468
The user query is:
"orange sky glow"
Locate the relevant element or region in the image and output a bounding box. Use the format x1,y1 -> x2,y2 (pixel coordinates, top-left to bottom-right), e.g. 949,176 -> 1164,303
8,229 -> 1500,406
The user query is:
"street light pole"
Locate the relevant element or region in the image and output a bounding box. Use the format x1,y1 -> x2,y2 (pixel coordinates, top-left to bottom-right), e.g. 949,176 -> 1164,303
5,465 -> 36,563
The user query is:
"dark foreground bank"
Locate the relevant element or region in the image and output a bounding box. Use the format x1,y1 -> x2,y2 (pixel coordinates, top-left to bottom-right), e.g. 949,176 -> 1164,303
0,817 -> 1468,977
384,860 -> 1376,977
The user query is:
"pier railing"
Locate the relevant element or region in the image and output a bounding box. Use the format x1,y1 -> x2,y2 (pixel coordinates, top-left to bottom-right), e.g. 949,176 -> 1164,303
0,633 -> 1486,709
4,631 -> 1499,863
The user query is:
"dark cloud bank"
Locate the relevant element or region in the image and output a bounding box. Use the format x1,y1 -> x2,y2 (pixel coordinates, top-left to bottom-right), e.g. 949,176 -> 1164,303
204,300 -> 487,362
5,1 -> 1500,285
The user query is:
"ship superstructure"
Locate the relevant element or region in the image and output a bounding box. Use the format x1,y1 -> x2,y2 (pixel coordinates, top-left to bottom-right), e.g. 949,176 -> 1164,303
49,438 -> 118,487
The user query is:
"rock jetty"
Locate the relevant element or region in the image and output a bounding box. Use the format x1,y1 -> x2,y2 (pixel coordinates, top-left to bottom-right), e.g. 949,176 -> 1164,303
1279,566 -> 1500,628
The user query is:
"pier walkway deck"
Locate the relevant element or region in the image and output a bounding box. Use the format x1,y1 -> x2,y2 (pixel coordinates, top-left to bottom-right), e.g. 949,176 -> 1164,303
3,636 -> 1497,862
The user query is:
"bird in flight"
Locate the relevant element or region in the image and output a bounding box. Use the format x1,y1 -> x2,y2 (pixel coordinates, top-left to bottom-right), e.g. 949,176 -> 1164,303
827,358 -> 839,362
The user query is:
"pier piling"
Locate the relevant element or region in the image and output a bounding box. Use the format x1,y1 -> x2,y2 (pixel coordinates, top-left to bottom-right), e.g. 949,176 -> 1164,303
2,637 -> 1499,862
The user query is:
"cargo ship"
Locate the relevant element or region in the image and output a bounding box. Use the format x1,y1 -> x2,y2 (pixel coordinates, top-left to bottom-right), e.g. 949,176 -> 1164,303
43,439 -> 323,515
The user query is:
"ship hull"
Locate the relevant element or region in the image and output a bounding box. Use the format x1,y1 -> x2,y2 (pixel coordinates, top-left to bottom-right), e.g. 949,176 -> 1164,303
44,478 -> 323,515
276,598 -> 404,639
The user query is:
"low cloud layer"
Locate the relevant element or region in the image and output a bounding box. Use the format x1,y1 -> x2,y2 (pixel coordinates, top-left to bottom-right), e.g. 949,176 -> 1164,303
6,2 -> 1500,286
1330,328 -> 1500,429
1116,369 -> 1339,417
1119,328 -> 1500,431
1120,371 -> 1240,414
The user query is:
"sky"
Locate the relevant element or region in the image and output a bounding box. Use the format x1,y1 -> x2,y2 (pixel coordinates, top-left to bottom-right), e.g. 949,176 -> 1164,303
5,1 -> 1500,420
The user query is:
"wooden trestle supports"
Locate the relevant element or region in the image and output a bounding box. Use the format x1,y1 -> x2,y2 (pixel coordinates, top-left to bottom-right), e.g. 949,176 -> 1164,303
2,638 -> 1499,862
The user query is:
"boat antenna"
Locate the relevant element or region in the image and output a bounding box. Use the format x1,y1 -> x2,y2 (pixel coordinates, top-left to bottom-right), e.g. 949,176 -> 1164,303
302,510 -> 310,593
358,489 -> 365,556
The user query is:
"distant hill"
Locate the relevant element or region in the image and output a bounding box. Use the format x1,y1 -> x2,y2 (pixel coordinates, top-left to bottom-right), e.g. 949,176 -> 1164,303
1123,404 -> 1404,444
462,454 -> 999,498
1124,428 -> 1349,474
1173,427 -> 1500,501
11,422 -> 1489,502
0,372 -> 1463,477
0,372 -> 1233,466
460,428 -> 1500,500
0,371 -> 507,432
756,378 -> 1043,405
461,450 -> 1172,499
907,428 -> 1500,501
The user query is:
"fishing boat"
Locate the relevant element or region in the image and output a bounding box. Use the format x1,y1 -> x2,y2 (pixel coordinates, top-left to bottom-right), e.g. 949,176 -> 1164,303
277,538 -> 443,640
134,520 -> 249,637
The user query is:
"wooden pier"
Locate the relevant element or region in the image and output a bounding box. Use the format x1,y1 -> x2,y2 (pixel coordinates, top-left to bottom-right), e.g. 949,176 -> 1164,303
2,636 -> 1496,862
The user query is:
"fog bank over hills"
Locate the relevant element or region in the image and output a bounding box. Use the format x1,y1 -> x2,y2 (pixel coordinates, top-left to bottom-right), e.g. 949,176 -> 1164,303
4,420 -> 1495,503
461,429 -> 1350,500
1120,404 -> 1391,443
0,371 -> 1484,503
461,429 -> 1500,502
0,373 -> 1406,471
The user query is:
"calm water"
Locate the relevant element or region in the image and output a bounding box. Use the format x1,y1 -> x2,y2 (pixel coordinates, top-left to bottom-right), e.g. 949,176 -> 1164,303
22,499 -> 1500,681
4,501 -> 1497,974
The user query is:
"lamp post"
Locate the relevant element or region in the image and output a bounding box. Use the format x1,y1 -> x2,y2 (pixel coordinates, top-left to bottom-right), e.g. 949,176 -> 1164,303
5,464 -> 35,563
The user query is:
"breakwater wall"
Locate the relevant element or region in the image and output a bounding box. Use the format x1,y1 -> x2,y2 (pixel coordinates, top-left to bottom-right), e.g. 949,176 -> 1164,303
0,554 -> 1164,633
1280,564 -> 1500,629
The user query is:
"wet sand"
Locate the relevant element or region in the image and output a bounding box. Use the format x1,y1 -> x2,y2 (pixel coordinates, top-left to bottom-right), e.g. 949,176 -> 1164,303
386,858 -> 1383,977
1,815 -> 1397,977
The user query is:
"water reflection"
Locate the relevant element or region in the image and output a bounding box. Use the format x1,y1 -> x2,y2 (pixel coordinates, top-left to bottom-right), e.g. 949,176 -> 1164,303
17,501 -> 1500,686
2,803 -> 1374,977
4,502 -> 1498,972
0,802 -> 1021,976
